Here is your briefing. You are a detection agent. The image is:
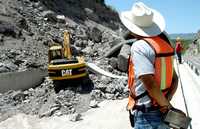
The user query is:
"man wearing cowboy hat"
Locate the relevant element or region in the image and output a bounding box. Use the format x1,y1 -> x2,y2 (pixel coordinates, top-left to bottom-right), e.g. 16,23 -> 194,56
120,2 -> 178,129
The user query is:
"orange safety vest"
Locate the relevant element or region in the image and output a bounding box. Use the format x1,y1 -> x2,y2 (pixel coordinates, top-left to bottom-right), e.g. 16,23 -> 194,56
127,36 -> 174,110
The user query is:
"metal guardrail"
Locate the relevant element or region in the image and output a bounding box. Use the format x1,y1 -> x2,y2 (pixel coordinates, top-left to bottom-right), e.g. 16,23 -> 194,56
184,56 -> 200,76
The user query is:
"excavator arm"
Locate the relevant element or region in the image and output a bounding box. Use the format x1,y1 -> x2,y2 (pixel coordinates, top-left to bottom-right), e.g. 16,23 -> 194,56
63,30 -> 72,59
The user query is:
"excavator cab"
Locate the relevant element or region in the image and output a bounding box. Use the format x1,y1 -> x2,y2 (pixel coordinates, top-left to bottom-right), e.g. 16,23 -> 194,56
48,45 -> 63,62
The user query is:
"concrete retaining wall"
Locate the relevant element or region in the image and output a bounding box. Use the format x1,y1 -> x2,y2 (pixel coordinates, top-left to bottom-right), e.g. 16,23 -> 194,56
0,69 -> 48,93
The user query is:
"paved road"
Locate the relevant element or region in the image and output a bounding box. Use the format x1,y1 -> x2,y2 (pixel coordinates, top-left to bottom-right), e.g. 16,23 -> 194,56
173,60 -> 200,129
0,61 -> 200,129
0,99 -> 131,129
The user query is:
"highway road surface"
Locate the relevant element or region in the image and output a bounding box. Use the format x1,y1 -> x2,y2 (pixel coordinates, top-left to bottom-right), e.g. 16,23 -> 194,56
0,61 -> 199,129
172,60 -> 200,129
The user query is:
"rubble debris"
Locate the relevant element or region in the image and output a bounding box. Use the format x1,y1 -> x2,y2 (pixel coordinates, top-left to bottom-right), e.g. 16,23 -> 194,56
89,99 -> 98,108
0,0 -> 129,122
69,113 -> 82,122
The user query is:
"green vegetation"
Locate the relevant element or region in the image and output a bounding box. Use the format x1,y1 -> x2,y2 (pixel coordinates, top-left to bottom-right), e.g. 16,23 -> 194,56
169,33 -> 196,40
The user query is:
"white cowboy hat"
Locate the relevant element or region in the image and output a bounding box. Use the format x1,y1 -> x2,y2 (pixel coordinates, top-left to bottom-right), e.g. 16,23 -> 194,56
119,2 -> 165,37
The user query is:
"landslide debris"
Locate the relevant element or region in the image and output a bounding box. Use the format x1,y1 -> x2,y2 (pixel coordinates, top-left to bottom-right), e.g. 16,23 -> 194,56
0,0 -> 130,122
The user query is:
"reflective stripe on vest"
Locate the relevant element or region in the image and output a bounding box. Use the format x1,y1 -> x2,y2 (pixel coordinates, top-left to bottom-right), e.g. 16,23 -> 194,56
127,36 -> 174,110
144,37 -> 174,91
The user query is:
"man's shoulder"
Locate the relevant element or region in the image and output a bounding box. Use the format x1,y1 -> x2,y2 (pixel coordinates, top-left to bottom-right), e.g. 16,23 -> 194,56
131,39 -> 155,53
133,39 -> 148,45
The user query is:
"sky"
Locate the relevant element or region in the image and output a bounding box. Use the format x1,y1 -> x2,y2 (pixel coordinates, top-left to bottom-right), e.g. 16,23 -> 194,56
105,0 -> 200,34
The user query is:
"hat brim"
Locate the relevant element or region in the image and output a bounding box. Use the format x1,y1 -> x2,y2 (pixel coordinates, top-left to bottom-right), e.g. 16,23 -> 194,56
120,9 -> 165,37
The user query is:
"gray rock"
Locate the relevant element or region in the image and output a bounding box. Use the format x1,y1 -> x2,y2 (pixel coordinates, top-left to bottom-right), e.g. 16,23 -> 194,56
12,91 -> 26,101
95,83 -> 107,92
69,113 -> 82,122
84,8 -> 100,21
90,90 -> 103,100
0,21 -> 18,38
41,10 -> 57,22
0,35 -> 4,44
108,39 -> 124,48
114,80 -> 125,93
115,92 -> 120,97
101,76 -> 112,84
0,62 -> 18,72
16,18 -> 29,31
105,93 -> 115,100
117,44 -> 131,72
56,15 -> 66,23
106,65 -> 113,72
84,8 -> 94,15
69,108 -> 76,113
89,99 -> 98,108
39,106 -> 60,118
82,47 -> 93,54
32,1 -> 40,8
105,85 -> 115,94
52,36 -> 63,44
64,102 -> 73,107
0,66 -> 9,73
109,57 -> 118,69
74,39 -> 85,48
88,27 -> 102,43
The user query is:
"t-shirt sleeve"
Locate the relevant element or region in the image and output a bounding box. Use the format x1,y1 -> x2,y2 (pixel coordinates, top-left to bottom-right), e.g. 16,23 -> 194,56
131,40 -> 155,78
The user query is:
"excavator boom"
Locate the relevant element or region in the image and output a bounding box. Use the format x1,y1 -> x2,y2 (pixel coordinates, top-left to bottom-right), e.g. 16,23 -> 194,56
48,30 -> 88,81
63,30 -> 72,59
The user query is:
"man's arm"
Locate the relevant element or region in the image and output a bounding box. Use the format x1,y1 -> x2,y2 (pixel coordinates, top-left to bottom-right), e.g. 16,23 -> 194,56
166,69 -> 178,101
139,74 -> 170,107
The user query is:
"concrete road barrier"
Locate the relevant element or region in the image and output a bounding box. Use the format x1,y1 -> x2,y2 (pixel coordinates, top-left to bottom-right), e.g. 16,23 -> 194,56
0,69 -> 48,93
185,60 -> 200,76
184,56 -> 200,77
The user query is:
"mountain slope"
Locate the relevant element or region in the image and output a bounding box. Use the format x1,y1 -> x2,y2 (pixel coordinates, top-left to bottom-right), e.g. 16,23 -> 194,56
169,33 -> 196,39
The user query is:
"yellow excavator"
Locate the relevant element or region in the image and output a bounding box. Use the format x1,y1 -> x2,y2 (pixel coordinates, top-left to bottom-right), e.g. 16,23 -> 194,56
48,30 -> 88,81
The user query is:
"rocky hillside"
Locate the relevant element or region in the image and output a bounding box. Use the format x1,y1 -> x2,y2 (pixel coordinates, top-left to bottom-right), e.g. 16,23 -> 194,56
185,30 -> 200,56
192,30 -> 200,54
169,33 -> 196,40
0,0 -> 129,122
0,0 -> 122,73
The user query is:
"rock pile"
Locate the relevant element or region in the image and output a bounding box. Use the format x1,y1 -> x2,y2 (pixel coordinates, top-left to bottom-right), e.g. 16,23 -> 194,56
0,0 -> 130,121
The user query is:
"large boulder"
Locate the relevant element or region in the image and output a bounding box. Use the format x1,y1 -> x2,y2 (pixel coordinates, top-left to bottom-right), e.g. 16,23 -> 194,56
0,62 -> 18,73
88,27 -> 102,43
56,15 -> 66,23
117,44 -> 131,72
0,21 -> 18,38
41,10 -> 57,22
16,18 -> 29,31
